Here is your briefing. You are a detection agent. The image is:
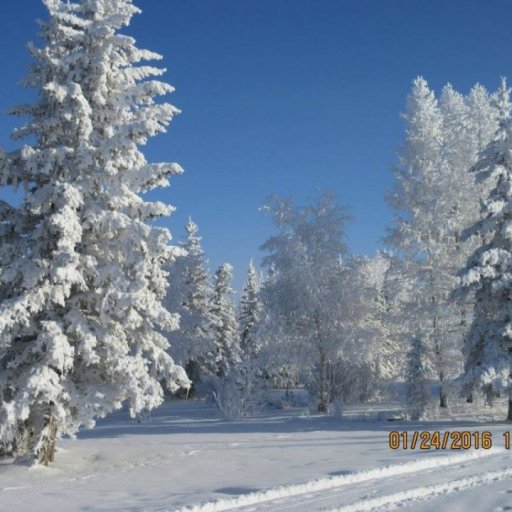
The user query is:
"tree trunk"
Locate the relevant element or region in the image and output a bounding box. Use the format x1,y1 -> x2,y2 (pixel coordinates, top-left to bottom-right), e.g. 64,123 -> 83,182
439,371 -> 447,408
430,277 -> 446,410
313,308 -> 329,414
38,416 -> 58,466
318,349 -> 328,413
439,388 -> 447,408
508,395 -> 512,422
14,420 -> 32,459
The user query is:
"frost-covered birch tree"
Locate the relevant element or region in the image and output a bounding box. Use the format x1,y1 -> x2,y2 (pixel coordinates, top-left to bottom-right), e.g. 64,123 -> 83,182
458,79 -> 512,420
0,0 -> 188,464
260,192 -> 351,412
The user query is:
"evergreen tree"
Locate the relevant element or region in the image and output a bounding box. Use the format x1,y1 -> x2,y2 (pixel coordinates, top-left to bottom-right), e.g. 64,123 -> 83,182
405,336 -> 430,421
459,79 -> 512,420
165,219 -> 216,394
211,264 -> 239,378
0,0 -> 188,464
239,260 -> 262,361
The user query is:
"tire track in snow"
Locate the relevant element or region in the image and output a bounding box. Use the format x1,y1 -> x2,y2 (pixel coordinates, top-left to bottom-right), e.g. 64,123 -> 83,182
174,448 -> 503,512
327,465 -> 512,512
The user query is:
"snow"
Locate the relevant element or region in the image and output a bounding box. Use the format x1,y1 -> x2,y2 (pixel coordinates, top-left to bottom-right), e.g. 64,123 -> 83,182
177,449 -> 502,512
3,399 -> 512,512
328,467 -> 512,512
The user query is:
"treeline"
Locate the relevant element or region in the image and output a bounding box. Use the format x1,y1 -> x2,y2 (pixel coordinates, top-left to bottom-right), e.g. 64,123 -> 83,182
168,77 -> 512,422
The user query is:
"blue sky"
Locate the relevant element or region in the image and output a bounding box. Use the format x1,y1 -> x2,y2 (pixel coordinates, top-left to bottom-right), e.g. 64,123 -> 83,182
0,0 -> 511,290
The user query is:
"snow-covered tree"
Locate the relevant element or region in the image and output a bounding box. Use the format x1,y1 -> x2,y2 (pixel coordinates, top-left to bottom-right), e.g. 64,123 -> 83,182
353,253 -> 400,382
465,84 -> 500,163
260,192 -> 352,412
239,260 -> 262,361
211,263 -> 239,378
405,336 -> 431,420
387,77 -> 487,408
458,79 -> 512,420
441,83 -> 498,401
254,265 -> 302,387
387,77 -> 447,407
380,255 -> 419,380
0,0 -> 188,464
302,255 -> 397,405
165,219 -> 215,394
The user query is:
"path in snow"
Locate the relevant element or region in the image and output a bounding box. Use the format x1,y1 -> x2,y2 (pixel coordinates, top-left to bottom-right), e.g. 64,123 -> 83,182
176,448 -> 512,512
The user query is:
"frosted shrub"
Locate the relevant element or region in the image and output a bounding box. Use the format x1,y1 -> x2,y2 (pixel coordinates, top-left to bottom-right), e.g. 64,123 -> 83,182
211,366 -> 268,421
211,375 -> 246,421
307,356 -> 384,407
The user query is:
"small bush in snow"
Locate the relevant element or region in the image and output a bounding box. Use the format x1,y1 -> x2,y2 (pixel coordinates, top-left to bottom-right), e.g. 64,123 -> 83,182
210,366 -> 268,421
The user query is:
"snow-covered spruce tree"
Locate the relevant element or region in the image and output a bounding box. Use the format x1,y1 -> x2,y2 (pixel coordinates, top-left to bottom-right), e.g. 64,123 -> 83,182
0,0 -> 189,464
211,264 -> 240,378
222,260 -> 268,415
260,192 -> 352,412
405,336 -> 431,421
165,219 -> 215,394
458,79 -> 512,420
239,260 -> 262,362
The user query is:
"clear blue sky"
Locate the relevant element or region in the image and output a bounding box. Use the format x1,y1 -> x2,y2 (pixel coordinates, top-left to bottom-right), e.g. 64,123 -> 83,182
0,0 -> 510,290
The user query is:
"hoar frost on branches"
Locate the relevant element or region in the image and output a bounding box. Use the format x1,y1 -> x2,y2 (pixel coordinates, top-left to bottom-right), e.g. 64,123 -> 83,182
458,79 -> 512,420
0,0 -> 189,464
387,77 -> 456,409
387,77 -> 496,409
351,253 -> 400,386
260,192 -> 352,413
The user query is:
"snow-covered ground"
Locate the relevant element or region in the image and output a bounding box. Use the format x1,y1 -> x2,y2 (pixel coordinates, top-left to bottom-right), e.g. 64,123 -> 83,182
2,399 -> 512,511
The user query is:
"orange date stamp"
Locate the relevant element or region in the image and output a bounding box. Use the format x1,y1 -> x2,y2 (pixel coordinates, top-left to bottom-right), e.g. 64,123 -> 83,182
388,431 -> 496,450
